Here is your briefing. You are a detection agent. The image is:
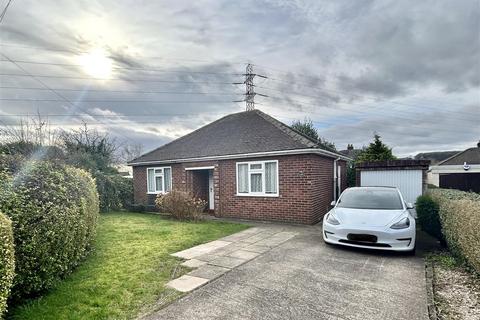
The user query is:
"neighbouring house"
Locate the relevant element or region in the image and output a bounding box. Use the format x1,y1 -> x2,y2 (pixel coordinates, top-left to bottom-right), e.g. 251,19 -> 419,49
128,109 -> 350,224
115,164 -> 133,178
429,141 -> 480,192
339,144 -> 363,160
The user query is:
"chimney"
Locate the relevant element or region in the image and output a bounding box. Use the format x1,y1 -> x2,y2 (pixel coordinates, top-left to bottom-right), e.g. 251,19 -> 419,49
347,144 -> 354,151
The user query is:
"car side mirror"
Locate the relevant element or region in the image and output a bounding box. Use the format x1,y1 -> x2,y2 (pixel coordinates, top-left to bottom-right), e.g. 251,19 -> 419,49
406,202 -> 414,209
330,200 -> 336,206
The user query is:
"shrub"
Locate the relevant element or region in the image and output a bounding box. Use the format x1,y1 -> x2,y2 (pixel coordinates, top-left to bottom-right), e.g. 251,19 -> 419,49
155,190 -> 206,221
0,161 -> 99,300
416,194 -> 443,241
0,212 -> 14,317
429,189 -> 480,273
94,172 -> 133,212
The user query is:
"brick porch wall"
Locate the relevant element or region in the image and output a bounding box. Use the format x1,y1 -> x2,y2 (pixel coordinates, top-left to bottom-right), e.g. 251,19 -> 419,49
132,154 -> 346,224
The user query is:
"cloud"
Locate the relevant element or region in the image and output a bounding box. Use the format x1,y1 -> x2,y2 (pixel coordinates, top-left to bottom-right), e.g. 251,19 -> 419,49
0,0 -> 478,157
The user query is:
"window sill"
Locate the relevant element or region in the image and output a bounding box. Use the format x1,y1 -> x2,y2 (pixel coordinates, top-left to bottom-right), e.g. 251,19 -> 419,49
147,191 -> 168,195
236,193 -> 279,198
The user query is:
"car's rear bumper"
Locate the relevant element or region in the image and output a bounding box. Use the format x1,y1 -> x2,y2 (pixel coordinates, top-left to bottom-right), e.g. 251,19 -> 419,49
322,223 -> 416,251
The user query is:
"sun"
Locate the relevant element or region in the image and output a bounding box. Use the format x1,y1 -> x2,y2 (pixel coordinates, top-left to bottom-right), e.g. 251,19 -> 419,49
77,48 -> 113,79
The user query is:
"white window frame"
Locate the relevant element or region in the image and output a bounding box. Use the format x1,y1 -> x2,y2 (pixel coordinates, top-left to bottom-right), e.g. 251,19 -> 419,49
236,160 -> 279,197
146,167 -> 172,194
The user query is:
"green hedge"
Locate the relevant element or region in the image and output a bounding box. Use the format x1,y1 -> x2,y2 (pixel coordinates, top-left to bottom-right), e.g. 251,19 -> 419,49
429,189 -> 480,273
0,212 -> 14,317
0,161 -> 99,300
416,194 -> 443,241
94,172 -> 133,212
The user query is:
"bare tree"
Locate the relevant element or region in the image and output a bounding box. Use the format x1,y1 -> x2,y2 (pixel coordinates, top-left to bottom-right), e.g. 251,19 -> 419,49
0,112 -> 59,154
119,142 -> 144,163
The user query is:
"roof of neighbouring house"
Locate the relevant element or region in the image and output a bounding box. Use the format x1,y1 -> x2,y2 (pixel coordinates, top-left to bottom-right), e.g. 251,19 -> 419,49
413,150 -> 461,164
436,142 -> 480,166
129,109 -> 348,164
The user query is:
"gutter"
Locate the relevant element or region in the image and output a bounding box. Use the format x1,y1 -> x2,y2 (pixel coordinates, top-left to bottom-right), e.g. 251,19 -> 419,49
128,148 -> 352,166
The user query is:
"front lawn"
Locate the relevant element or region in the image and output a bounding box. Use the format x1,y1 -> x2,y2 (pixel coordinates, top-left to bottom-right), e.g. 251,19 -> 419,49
8,212 -> 248,320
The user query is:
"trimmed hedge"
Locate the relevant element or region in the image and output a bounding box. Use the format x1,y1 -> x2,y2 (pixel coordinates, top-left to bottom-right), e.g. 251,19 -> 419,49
416,194 -> 443,241
429,189 -> 480,273
0,161 -> 99,300
0,212 -> 14,317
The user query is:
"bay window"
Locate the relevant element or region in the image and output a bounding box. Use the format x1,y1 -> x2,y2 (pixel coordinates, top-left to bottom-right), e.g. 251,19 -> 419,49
236,160 -> 278,196
147,167 -> 172,194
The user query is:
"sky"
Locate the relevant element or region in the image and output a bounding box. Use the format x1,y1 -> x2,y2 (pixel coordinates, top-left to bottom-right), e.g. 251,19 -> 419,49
0,0 -> 479,158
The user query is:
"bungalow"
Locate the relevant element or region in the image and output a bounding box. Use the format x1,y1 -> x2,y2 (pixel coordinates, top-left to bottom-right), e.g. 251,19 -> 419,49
128,110 -> 350,224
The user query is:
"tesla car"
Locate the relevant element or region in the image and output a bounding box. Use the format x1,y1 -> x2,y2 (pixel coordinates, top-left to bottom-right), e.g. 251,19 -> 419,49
323,186 -> 416,253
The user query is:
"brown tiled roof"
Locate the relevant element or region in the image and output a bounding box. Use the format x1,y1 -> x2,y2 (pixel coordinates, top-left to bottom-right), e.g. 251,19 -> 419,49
437,146 -> 480,165
130,109 -> 344,164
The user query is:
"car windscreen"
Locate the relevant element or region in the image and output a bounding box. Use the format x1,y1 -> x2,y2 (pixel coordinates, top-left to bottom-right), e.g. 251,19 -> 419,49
336,189 -> 404,210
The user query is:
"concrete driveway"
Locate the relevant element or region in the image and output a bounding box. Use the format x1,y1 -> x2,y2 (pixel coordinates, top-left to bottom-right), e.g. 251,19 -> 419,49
147,224 -> 429,320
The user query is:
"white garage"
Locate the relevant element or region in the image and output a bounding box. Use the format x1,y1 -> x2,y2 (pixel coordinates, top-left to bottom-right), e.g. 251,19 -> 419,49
360,170 -> 423,204
356,160 -> 430,204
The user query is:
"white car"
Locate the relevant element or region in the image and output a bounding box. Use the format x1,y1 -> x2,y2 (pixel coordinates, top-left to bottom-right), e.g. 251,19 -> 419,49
323,186 -> 416,253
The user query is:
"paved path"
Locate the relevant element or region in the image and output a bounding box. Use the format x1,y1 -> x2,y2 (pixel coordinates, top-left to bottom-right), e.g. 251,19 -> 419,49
147,223 -> 429,320
167,226 -> 298,292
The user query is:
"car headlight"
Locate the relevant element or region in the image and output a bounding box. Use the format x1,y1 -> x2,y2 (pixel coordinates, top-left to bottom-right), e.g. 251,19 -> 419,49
390,217 -> 410,229
326,213 -> 340,225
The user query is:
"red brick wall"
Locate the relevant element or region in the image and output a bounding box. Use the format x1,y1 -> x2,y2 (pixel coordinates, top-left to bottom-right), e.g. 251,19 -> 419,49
132,166 -> 149,205
132,155 -> 346,224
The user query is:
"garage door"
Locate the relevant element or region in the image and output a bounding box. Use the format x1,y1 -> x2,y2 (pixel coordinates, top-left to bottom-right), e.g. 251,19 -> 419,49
360,170 -> 422,204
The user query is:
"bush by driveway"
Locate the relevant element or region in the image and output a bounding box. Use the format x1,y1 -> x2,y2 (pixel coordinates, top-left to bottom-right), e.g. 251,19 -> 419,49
428,189 -> 480,273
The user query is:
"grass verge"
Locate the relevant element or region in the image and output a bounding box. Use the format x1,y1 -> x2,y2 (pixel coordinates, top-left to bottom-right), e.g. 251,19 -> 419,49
7,212 -> 248,320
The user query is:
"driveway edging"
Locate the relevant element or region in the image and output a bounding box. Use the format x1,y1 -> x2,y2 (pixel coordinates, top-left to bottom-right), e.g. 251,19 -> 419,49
425,260 -> 438,320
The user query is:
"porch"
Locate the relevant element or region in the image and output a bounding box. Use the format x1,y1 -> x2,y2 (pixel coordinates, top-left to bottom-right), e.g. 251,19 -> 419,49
185,166 -> 215,212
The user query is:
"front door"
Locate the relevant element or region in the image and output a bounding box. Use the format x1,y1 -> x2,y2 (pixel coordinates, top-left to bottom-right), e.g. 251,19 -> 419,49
208,170 -> 214,210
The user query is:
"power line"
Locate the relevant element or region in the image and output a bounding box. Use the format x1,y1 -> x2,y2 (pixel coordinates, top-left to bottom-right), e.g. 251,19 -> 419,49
0,58 -> 243,76
253,63 -> 476,111
0,52 -> 142,144
0,72 -> 238,85
0,113 -> 227,118
0,86 -> 241,95
262,95 -> 479,134
264,94 -> 477,125
265,77 -> 478,116
0,42 -> 248,65
0,98 -> 239,103
0,0 -> 13,23
257,84 -> 478,121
